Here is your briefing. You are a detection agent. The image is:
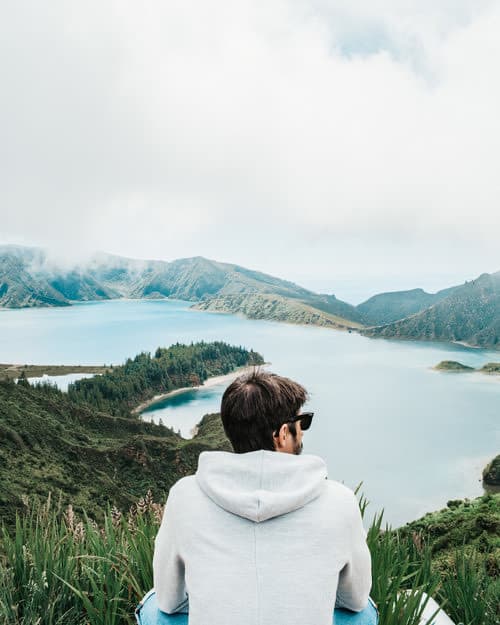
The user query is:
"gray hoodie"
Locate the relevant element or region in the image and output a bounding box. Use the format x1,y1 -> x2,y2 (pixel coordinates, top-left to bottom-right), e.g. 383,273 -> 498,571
153,450 -> 372,625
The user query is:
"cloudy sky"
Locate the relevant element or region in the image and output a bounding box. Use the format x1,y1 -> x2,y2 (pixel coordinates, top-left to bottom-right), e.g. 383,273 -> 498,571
1,1 -> 499,302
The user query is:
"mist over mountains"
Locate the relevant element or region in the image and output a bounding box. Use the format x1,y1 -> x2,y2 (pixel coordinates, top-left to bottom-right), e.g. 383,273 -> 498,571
0,245 -> 363,328
1,244 -> 499,349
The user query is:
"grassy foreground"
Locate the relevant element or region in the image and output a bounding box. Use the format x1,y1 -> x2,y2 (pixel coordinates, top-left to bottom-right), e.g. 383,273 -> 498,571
0,492 -> 498,625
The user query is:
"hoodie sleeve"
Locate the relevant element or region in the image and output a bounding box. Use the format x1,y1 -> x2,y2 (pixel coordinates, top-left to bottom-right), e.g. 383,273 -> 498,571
335,491 -> 372,612
153,483 -> 189,614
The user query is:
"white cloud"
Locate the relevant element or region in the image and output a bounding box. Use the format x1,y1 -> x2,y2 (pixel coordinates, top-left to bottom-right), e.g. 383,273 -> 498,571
0,0 -> 499,292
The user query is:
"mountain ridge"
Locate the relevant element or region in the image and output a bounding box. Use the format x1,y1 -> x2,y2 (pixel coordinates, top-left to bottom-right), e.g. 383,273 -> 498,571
362,271 -> 500,349
0,245 -> 362,329
1,245 -> 499,348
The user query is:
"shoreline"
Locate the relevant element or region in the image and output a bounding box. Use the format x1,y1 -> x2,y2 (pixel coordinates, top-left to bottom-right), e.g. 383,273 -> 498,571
0,363 -> 110,381
132,363 -> 269,416
3,298 -> 498,353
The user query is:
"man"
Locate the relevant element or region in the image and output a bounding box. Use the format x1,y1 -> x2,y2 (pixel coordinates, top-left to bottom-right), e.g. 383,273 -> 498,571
152,369 -> 373,625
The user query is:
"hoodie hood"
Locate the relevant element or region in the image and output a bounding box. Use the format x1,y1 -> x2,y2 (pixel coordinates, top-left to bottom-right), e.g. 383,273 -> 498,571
195,450 -> 328,522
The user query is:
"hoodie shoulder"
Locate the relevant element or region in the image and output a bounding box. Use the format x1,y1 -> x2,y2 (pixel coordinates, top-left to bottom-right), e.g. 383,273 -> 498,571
324,480 -> 363,524
325,479 -> 356,497
324,480 -> 360,507
169,474 -> 197,496
166,475 -> 199,507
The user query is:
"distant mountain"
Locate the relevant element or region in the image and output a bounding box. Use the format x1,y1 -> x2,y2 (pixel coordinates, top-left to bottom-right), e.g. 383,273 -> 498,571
48,271 -> 120,301
357,289 -> 442,325
0,250 -> 70,308
0,245 -> 362,329
362,272 -> 500,349
356,280 -> 467,325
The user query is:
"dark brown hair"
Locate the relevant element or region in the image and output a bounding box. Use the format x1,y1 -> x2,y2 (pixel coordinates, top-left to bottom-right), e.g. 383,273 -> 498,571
220,369 -> 308,453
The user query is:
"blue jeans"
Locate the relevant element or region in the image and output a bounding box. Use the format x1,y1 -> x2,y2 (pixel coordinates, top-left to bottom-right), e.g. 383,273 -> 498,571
135,590 -> 379,624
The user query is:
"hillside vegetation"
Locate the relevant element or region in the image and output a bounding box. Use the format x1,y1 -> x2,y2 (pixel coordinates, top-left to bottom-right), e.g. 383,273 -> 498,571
362,272 -> 500,349
483,455 -> 500,486
0,342 -> 262,526
358,288 -> 444,325
193,293 -> 363,329
68,341 -> 263,416
434,360 -> 500,374
434,361 -> 475,371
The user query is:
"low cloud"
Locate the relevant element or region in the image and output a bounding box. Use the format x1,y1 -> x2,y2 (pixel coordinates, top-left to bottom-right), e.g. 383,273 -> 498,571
1,0 -> 499,290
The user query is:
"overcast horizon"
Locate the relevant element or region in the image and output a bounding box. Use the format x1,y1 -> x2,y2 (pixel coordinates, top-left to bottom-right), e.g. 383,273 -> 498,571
2,1 -> 499,303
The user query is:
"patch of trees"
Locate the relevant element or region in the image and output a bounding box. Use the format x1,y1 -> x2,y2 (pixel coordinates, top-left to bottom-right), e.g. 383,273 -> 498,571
67,341 -> 264,416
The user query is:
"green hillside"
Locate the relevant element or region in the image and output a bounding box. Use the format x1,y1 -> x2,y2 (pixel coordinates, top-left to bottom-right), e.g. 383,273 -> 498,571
0,342 -> 261,526
0,251 -> 69,308
48,270 -> 119,301
434,361 -> 500,373
357,288 -> 443,325
356,284 -> 465,326
398,494 -> 500,625
362,272 -> 500,349
434,360 -> 475,371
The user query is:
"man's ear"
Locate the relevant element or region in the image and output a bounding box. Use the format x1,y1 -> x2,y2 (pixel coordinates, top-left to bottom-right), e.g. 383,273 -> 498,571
273,424 -> 287,449
278,423 -> 288,441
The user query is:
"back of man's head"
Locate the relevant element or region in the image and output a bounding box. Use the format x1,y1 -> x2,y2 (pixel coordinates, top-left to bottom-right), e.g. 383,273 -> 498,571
220,369 -> 308,453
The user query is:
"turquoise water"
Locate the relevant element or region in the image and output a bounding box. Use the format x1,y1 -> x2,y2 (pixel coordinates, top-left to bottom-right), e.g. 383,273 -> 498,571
1,299 -> 499,526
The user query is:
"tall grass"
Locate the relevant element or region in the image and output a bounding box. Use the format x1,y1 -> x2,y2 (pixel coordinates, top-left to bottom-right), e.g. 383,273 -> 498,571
366,511 -> 441,625
0,493 -> 161,625
0,494 -> 497,625
438,550 -> 499,625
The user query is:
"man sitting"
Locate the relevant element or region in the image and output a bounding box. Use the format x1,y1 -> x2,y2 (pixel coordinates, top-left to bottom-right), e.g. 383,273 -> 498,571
152,369 -> 373,625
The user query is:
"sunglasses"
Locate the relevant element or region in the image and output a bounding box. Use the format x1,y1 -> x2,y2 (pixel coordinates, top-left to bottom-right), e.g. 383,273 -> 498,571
274,412 -> 314,436
289,411 -> 314,431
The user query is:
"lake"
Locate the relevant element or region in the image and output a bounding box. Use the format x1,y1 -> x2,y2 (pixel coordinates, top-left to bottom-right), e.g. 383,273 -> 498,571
1,299 -> 498,526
